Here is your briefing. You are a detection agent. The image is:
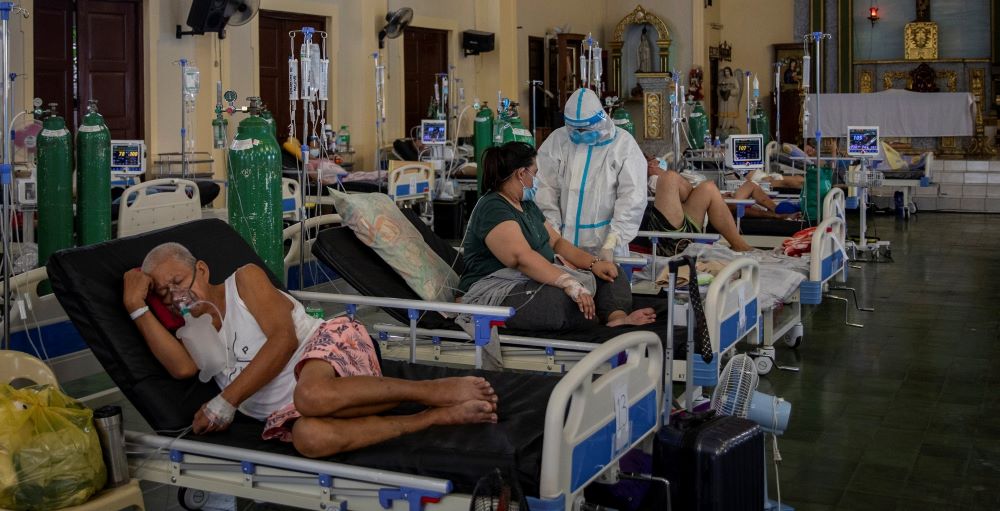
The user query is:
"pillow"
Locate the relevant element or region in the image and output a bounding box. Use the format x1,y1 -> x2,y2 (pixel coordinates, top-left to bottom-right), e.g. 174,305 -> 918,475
783,143 -> 807,159
880,141 -> 908,171
329,190 -> 459,302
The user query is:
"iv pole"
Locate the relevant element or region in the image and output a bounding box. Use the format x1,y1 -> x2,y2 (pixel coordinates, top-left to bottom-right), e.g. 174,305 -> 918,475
0,3 -> 26,349
804,31 -> 831,224
773,62 -> 783,149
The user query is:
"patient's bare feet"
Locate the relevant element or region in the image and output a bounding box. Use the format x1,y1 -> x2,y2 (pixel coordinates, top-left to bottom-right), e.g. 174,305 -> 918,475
607,308 -> 657,327
423,377 -> 497,407
431,400 -> 498,425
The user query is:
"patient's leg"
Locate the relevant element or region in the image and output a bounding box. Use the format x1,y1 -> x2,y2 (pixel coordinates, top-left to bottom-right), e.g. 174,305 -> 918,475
595,270 -> 656,326
732,181 -> 778,212
682,181 -> 754,252
294,360 -> 497,419
292,400 -> 497,457
653,170 -> 695,228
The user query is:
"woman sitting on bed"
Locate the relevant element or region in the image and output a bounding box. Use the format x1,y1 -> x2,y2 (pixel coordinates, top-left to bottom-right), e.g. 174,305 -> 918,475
123,243 -> 498,457
459,141 -> 656,330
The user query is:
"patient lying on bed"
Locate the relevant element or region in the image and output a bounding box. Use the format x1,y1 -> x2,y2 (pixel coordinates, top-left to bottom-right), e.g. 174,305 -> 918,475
644,158 -> 754,254
458,142 -> 656,330
123,243 -> 499,457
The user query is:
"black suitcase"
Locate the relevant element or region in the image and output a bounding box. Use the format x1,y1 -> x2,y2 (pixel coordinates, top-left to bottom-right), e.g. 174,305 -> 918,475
654,412 -> 765,511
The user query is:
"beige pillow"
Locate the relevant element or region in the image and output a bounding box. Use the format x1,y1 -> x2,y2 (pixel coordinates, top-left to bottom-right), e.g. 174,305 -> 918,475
329,190 -> 459,302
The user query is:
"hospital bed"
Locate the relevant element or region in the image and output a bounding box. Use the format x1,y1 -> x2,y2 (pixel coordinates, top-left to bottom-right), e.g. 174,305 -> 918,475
308,208 -> 763,389
870,151 -> 935,217
45,218 -> 667,511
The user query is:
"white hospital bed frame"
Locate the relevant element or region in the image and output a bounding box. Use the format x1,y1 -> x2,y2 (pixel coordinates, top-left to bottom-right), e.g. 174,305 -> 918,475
351,258 -> 761,390
126,329 -> 665,511
117,178 -> 202,238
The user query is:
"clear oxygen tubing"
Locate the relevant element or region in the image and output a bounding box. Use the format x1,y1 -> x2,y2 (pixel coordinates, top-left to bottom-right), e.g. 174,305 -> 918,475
179,59 -> 190,177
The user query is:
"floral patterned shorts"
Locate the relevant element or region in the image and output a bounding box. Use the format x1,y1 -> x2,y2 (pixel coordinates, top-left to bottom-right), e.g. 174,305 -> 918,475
262,317 -> 382,442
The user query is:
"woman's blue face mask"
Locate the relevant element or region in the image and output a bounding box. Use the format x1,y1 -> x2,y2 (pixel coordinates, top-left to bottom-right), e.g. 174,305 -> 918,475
518,167 -> 539,201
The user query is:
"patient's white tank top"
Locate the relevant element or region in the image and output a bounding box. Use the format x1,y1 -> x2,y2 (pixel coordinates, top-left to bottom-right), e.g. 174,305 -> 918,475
214,269 -> 323,420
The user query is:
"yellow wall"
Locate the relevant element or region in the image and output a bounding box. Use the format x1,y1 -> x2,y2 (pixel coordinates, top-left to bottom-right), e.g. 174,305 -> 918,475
515,0 -> 607,127
12,1 -> 783,173
716,1 -> 795,109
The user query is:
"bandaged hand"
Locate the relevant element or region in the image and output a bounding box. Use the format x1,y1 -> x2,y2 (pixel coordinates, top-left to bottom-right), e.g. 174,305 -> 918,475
554,273 -> 595,320
194,394 -> 236,434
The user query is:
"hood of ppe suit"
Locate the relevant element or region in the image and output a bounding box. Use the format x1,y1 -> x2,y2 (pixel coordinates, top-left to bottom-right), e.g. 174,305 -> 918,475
564,88 -> 616,145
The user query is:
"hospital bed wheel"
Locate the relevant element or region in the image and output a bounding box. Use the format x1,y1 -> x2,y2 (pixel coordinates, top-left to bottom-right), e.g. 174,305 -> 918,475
754,355 -> 774,375
784,335 -> 802,349
178,487 -> 208,510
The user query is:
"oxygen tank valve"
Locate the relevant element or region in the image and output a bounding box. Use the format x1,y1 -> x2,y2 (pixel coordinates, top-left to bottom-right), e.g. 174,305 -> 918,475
86,99 -> 99,114
246,96 -> 263,116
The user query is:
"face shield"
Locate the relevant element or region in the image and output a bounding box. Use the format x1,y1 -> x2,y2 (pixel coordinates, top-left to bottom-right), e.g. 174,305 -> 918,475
564,88 -> 616,146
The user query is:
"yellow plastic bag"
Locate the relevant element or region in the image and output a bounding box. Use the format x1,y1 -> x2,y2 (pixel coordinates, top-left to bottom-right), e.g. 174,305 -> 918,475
0,384 -> 107,510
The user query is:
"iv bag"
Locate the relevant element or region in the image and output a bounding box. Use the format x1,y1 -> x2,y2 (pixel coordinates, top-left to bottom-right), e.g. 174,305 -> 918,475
288,58 -> 299,101
183,66 -> 200,95
317,58 -> 329,101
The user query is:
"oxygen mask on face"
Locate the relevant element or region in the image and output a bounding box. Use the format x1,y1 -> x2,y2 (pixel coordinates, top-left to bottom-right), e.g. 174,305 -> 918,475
169,286 -> 197,315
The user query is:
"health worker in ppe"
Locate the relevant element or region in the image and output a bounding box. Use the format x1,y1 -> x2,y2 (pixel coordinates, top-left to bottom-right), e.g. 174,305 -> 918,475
535,88 -> 647,260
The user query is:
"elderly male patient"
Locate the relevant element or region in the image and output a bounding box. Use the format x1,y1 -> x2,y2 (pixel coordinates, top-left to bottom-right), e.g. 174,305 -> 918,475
123,243 -> 498,457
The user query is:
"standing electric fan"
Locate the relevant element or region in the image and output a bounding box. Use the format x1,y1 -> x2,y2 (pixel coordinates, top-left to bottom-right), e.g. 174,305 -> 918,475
469,468 -> 529,511
712,354 -> 792,511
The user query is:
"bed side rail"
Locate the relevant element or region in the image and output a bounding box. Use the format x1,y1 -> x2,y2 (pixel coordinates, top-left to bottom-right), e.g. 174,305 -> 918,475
802,216 -> 847,304
290,290 -> 513,368
692,258 -> 760,387
537,331 -> 663,509
125,430 -> 452,494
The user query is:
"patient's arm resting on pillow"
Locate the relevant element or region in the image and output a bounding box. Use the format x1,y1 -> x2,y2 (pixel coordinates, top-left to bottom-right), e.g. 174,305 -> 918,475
123,268 -> 198,379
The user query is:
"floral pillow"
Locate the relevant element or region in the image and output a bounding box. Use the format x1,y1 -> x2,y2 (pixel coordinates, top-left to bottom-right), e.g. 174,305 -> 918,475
330,190 -> 459,302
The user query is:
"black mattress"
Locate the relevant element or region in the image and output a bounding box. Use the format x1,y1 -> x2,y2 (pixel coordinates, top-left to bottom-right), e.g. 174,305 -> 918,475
311,209 -> 685,350
46,219 -> 558,495
730,218 -> 808,237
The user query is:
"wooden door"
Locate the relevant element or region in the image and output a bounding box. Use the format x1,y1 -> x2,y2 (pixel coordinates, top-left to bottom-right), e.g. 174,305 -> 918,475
76,0 -> 143,139
258,10 -> 326,144
403,27 -> 448,136
528,36 -> 548,129
33,0 -> 75,125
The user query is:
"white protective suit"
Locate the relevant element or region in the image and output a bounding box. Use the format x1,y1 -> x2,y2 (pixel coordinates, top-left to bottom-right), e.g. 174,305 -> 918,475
536,88 -> 648,257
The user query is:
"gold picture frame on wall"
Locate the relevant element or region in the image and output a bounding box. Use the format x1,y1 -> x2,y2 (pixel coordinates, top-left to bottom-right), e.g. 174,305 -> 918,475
904,22 -> 938,60
773,43 -> 805,92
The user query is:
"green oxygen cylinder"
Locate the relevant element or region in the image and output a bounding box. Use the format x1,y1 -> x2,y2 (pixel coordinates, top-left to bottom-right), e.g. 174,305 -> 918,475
76,99 -> 112,245
688,101 -> 708,149
228,97 -> 283,280
611,106 -> 635,137
474,102 -> 494,195
498,103 -> 535,146
36,106 -> 74,274
750,104 -> 771,147
261,109 -> 277,141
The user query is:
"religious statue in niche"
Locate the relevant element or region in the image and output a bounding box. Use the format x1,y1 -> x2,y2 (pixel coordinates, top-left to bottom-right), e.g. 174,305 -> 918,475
637,26 -> 654,72
904,21 -> 938,60
909,63 -> 939,92
688,66 -> 704,101
916,0 -> 930,21
717,66 -> 744,138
